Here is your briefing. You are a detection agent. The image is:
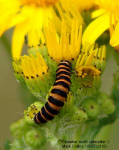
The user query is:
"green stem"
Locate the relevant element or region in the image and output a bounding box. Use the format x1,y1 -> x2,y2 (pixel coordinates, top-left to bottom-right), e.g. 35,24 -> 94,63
70,125 -> 83,150
42,126 -> 60,150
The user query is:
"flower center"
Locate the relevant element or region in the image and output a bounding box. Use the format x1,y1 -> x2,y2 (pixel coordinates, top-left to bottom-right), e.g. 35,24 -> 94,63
76,66 -> 101,88
20,0 -> 58,7
76,66 -> 101,78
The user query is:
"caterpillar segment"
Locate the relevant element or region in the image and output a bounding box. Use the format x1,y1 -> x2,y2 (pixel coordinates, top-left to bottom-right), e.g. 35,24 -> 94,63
34,60 -> 71,124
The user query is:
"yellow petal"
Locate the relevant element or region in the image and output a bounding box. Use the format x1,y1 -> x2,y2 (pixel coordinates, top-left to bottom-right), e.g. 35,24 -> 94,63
42,8 -> 52,27
110,21 -> 119,46
0,13 -> 12,36
28,29 -> 40,47
20,5 -> 35,16
32,8 -> 43,29
0,7 -> 20,36
0,0 -> 20,13
20,6 -> 44,29
92,9 -> 106,18
0,0 -> 20,36
12,21 -> 29,60
82,13 -> 110,45
7,14 -> 28,29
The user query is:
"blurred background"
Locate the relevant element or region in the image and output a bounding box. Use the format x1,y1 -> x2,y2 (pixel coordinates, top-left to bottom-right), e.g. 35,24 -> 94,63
0,30 -> 119,150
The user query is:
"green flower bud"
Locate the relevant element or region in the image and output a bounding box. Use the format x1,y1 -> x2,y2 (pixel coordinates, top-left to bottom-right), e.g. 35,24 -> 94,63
10,118 -> 30,138
71,107 -> 87,122
99,98 -> 115,115
82,99 -> 100,119
10,139 -> 25,150
24,101 -> 44,125
24,129 -> 45,148
98,92 -> 115,115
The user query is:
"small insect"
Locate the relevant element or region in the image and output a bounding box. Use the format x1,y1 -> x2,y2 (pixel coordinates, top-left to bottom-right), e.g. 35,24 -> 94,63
34,60 -> 71,124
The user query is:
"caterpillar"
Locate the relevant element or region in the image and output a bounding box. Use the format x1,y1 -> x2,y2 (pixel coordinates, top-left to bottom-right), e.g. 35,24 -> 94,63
34,60 -> 71,124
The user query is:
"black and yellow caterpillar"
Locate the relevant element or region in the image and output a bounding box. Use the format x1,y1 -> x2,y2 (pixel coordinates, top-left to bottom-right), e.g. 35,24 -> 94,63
34,60 -> 71,124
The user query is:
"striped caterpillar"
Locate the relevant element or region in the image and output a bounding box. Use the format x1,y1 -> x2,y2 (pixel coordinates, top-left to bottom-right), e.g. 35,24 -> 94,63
34,60 -> 71,124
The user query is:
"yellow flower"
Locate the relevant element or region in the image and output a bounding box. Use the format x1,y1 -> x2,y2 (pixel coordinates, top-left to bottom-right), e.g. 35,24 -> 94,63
21,53 -> 48,79
45,20 -> 82,62
0,0 -> 83,59
75,43 -> 106,89
13,51 -> 51,98
82,0 -> 119,50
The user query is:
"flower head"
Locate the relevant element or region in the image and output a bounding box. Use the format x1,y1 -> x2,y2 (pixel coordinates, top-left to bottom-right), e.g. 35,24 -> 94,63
82,99 -> 100,119
0,0 -> 83,60
82,0 -> 119,51
45,20 -> 82,62
13,49 -> 53,98
72,43 -> 106,94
